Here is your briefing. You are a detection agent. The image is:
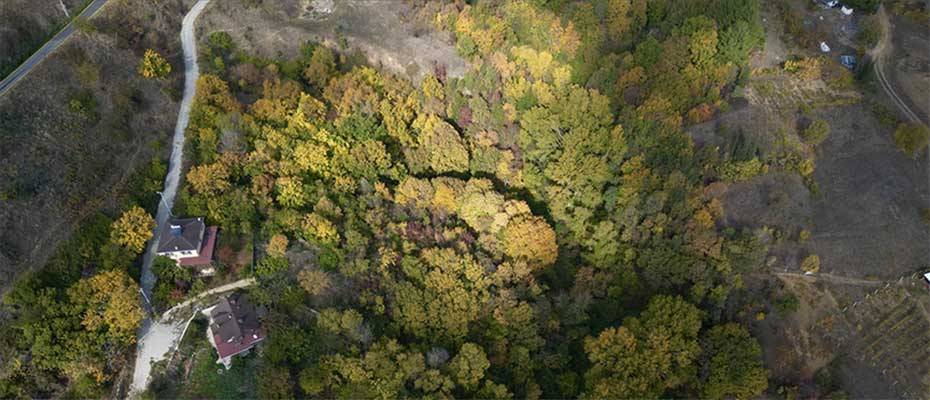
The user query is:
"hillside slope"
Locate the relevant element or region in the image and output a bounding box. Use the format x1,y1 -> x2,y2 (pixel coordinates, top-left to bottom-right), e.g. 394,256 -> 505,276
0,0 -> 85,79
0,0 -> 189,290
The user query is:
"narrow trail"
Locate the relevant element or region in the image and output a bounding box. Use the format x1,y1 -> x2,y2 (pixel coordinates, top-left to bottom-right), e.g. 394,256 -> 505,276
771,271 -> 885,287
868,5 -> 930,276
870,5 -> 925,126
129,0 -> 211,395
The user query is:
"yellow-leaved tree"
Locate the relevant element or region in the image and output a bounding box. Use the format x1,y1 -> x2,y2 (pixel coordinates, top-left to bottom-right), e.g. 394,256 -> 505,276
68,269 -> 145,346
110,206 -> 155,254
138,49 -> 171,79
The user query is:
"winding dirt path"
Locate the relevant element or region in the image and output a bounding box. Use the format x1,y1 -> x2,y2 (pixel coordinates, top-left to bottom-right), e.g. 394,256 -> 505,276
870,5 -> 926,126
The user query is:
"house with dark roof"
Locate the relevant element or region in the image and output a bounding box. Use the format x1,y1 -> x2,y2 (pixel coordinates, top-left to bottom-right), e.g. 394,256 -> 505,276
155,217 -> 218,269
205,292 -> 265,368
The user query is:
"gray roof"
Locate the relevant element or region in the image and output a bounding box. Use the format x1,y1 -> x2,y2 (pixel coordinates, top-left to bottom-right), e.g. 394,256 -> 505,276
210,292 -> 262,344
155,217 -> 205,253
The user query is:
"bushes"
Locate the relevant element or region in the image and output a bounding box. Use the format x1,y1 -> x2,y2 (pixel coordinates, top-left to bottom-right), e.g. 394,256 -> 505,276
774,293 -> 800,314
801,119 -> 830,145
801,254 -> 821,273
857,15 -> 882,49
783,57 -> 822,81
893,122 -> 930,158
138,49 -> 171,79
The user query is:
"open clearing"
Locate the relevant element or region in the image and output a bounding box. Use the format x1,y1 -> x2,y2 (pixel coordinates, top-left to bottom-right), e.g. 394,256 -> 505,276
198,0 -> 468,81
695,0 -> 930,396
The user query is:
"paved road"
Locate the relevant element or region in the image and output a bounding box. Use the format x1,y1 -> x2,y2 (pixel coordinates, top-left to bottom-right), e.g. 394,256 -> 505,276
130,0 -> 212,395
0,0 -> 108,96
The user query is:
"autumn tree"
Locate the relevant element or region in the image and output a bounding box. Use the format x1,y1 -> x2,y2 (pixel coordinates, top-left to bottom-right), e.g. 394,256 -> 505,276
391,248 -> 489,344
409,114 -> 470,174
303,46 -> 337,89
110,206 -> 155,254
801,254 -> 820,273
298,269 -> 332,296
499,215 -> 558,267
267,234 -> 289,258
138,49 -> 171,79
68,270 -> 145,346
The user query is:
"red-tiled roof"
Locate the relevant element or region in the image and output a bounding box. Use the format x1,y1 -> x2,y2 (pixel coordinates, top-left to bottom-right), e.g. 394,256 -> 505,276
179,226 -> 217,266
213,327 -> 265,359
210,293 -> 265,359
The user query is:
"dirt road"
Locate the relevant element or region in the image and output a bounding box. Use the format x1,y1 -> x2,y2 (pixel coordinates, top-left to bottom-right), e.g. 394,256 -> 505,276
870,5 -> 927,126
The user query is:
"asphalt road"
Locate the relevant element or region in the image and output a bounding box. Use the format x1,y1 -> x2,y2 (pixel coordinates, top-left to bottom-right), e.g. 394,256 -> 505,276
0,0 -> 108,97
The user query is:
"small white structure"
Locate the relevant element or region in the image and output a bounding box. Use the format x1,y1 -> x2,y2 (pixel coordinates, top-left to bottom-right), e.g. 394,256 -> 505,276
841,6 -> 853,15
923,272 -> 930,285
820,42 -> 831,53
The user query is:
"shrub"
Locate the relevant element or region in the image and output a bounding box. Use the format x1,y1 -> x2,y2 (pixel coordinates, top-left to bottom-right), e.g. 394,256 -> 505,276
774,293 -> 800,314
801,254 -> 820,273
718,158 -> 767,182
784,57 -> 821,80
857,15 -> 882,49
893,122 -> 930,158
139,49 -> 171,79
801,119 -> 830,145
798,229 -> 811,242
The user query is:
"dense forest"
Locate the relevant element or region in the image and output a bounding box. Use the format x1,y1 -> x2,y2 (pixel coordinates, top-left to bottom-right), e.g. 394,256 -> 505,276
2,0 -> 775,398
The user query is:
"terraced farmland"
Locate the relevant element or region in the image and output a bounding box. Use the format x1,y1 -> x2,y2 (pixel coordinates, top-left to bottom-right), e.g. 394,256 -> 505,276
842,276 -> 930,398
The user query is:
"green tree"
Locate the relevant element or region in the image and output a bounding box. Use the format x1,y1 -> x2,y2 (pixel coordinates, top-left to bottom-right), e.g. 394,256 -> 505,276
257,366 -> 295,399
110,206 -> 155,254
447,343 -> 490,390
304,46 -> 337,89
893,122 -> 930,158
801,119 -> 830,145
699,323 -> 768,399
584,295 -> 702,398
391,248 -> 489,344
321,339 -> 427,398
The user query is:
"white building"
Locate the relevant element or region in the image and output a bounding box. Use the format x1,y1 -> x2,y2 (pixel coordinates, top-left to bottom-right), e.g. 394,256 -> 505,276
155,217 -> 217,267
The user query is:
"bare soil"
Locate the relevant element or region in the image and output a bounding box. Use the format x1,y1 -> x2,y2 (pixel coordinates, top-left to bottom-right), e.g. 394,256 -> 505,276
702,1 -> 930,396
198,0 -> 468,81
887,13 -> 930,124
